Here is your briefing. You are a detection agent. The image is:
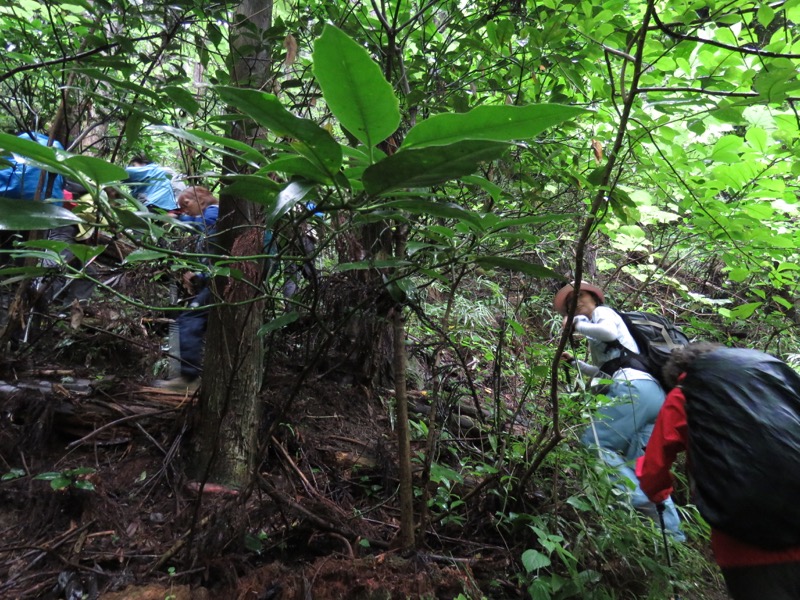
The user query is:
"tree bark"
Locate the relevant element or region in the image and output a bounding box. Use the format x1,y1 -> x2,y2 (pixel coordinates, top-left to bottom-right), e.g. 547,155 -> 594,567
186,0 -> 273,487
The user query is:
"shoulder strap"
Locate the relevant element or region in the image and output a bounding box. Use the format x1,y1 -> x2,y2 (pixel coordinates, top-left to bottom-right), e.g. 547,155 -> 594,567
600,348 -> 650,377
603,308 -> 640,354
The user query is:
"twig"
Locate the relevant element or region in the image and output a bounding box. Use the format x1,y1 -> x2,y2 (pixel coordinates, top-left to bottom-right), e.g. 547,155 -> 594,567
328,435 -> 369,447
257,475 -> 355,537
0,521 -> 96,591
147,514 -> 212,575
323,532 -> 354,559
66,406 -> 183,449
271,435 -> 320,499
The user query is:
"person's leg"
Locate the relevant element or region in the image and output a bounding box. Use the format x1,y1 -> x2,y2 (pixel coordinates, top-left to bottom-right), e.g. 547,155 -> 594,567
580,379 -> 661,454
36,225 -> 80,304
592,447 -> 683,538
582,379 -> 684,539
721,562 -> 800,600
177,308 -> 208,379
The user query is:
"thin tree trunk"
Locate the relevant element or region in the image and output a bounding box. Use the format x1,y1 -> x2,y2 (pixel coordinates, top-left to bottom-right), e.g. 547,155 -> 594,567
391,226 -> 415,548
187,0 -> 272,487
393,304 -> 415,549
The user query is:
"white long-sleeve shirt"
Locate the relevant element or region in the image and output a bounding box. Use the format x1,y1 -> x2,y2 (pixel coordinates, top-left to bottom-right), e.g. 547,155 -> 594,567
572,306 -> 654,382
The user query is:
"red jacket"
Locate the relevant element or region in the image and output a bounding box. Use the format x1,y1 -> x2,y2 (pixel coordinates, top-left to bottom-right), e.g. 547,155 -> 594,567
637,385 -> 800,568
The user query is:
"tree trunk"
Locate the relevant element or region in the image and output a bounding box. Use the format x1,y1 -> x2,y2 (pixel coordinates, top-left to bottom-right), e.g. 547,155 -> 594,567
393,304 -> 415,549
186,0 -> 272,487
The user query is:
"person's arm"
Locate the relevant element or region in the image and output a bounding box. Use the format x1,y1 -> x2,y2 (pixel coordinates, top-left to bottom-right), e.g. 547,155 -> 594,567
636,387 -> 688,503
202,205 -> 219,232
572,311 -> 619,342
574,358 -> 599,377
178,214 -> 204,229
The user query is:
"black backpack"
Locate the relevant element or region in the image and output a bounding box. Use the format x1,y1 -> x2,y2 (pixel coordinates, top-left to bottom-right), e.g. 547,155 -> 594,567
683,347 -> 800,549
601,310 -> 690,386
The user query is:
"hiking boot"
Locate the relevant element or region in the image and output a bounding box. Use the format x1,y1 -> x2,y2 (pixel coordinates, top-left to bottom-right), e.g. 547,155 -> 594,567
150,375 -> 199,393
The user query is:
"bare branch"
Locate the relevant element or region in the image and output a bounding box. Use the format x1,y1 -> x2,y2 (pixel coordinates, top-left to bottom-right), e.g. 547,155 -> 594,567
0,33 -> 165,85
652,7 -> 800,59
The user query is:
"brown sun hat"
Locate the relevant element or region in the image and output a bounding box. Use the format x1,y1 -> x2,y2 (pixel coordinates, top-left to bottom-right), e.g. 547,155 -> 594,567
553,281 -> 605,315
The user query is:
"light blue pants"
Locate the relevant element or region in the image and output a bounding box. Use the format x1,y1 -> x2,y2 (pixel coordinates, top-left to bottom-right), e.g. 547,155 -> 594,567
581,377 -> 685,541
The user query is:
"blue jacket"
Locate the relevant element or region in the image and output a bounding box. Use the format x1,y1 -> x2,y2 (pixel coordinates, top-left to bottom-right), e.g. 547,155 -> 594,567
0,133 -> 65,204
178,204 -> 219,235
124,164 -> 178,211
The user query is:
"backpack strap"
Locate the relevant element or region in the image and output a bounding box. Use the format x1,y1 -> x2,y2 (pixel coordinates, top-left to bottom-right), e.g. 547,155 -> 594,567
600,346 -> 650,377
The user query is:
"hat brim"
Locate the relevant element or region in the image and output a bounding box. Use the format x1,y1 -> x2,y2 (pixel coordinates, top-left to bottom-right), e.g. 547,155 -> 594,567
553,282 -> 605,315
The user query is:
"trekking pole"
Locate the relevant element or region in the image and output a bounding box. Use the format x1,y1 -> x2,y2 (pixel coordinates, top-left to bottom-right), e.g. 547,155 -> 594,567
657,503 -> 681,600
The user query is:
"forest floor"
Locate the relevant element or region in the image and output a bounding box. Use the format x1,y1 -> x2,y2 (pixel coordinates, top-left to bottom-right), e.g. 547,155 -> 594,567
0,296 -> 730,600
0,300 -> 504,599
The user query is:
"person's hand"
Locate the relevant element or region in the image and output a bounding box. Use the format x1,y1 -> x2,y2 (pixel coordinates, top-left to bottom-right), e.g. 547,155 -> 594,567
561,352 -> 574,365
182,271 -> 196,294
562,314 -> 586,333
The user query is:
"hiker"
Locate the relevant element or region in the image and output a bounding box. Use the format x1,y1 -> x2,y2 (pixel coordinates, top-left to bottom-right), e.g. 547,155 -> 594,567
0,132 -> 66,203
280,202 -> 321,300
161,186 -> 219,387
555,281 -> 684,540
637,343 -> 800,600
0,132 -> 92,304
1,132 -> 67,262
177,185 -> 218,235
263,201 -> 323,302
124,156 -> 180,213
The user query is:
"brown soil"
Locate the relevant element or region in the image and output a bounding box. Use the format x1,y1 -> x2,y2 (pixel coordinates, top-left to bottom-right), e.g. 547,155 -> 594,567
0,332 -> 496,600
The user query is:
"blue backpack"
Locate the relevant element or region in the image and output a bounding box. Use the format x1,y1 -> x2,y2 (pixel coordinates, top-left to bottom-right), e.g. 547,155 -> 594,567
0,133 -> 65,203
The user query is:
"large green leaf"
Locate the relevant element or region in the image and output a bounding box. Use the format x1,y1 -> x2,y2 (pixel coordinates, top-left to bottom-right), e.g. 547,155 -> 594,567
267,181 -> 315,227
266,156 -> 332,184
221,175 -> 281,208
462,175 -> 506,202
753,63 -> 800,103
124,248 -> 170,263
474,256 -> 560,279
521,549 -> 552,572
363,141 -> 510,196
216,87 -> 342,175
150,125 -> 266,165
312,25 -> 400,150
258,312 -> 299,335
401,104 -> 589,150
163,85 -> 201,115
0,198 -> 83,231
0,133 -> 67,172
111,207 -> 151,231
486,214 -> 578,232
372,199 -> 483,229
70,68 -> 161,101
335,258 -> 412,272
62,156 -> 128,185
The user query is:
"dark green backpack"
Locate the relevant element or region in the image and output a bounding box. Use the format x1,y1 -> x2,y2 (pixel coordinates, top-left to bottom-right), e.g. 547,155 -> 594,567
601,310 -> 690,387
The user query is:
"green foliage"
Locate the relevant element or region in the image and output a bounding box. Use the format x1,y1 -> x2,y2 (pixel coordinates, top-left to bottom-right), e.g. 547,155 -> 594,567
401,105 -> 588,150
0,1 -> 797,595
34,467 -> 96,491
0,197 -> 82,230
1,468 -> 25,481
312,25 -> 400,151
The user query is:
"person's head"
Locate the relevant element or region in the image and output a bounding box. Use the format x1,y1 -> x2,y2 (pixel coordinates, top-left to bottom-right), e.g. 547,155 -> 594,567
662,342 -> 723,389
129,155 -> 152,167
553,281 -> 605,317
178,186 -> 218,216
